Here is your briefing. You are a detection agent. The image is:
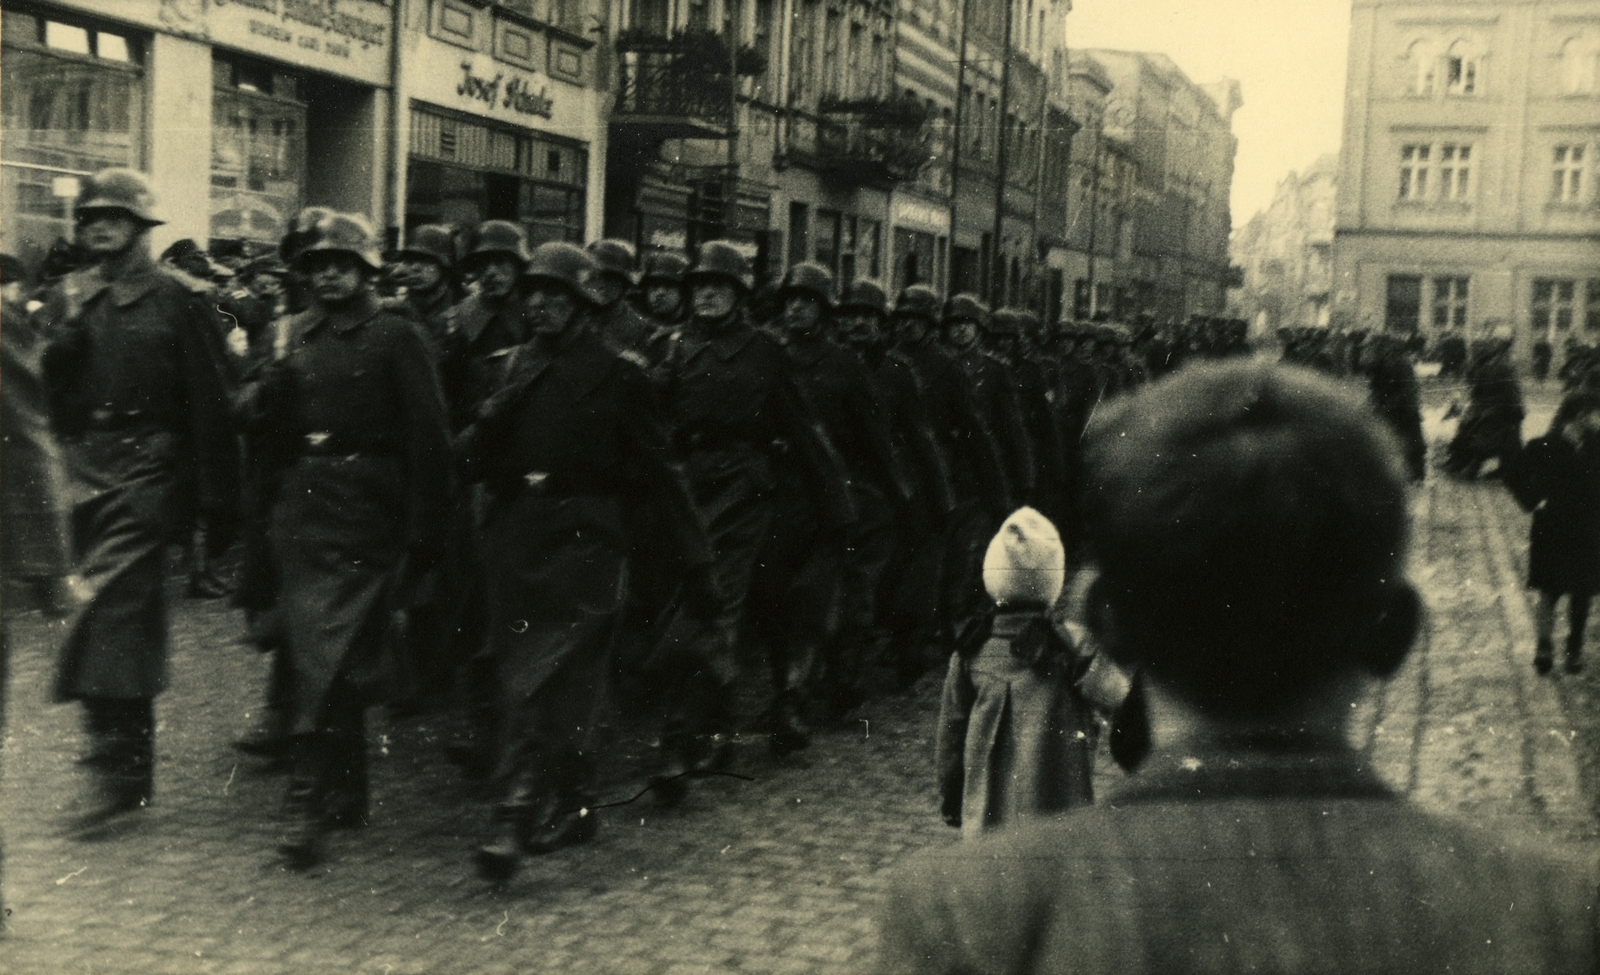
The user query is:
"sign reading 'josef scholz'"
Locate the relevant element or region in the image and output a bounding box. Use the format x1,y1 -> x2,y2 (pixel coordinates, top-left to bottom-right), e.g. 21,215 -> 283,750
458,61 -> 555,119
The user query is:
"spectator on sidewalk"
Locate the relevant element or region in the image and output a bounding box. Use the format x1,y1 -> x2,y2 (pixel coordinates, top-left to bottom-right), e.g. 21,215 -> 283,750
935,507 -> 1095,840
879,361 -> 1599,975
1507,390 -> 1600,675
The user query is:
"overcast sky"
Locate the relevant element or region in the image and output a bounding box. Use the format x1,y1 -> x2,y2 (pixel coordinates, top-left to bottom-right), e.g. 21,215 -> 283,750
1068,0 -> 1353,229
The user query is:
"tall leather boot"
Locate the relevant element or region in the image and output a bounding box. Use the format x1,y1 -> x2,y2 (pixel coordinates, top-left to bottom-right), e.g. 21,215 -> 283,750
323,701 -> 369,829
69,698 -> 153,836
279,734 -> 329,870
476,778 -> 537,883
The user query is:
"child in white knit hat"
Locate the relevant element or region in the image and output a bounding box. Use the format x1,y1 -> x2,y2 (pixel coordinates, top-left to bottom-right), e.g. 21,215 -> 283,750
935,507 -> 1096,838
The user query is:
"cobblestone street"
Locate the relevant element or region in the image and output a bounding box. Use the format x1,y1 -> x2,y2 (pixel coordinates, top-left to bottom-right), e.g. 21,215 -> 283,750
3,397 -> 1598,974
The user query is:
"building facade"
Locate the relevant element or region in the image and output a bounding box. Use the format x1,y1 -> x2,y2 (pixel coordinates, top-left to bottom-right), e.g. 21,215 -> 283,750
1057,50 -> 1240,322
1333,0 -> 1600,359
1231,153 -> 1338,333
2,0 -> 608,268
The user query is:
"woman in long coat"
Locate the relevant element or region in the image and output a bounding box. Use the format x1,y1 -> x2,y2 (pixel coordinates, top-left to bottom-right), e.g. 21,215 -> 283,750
457,242 -> 714,883
1510,390 -> 1600,674
243,213 -> 451,868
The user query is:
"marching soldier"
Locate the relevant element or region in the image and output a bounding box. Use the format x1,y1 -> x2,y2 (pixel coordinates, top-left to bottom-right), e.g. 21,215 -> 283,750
987,308 -> 1068,527
586,238 -> 660,365
649,241 -> 854,800
639,250 -> 692,330
394,224 -> 461,360
457,242 -> 715,882
37,168 -> 240,834
439,221 -> 531,431
890,286 -> 1010,680
240,213 -> 451,869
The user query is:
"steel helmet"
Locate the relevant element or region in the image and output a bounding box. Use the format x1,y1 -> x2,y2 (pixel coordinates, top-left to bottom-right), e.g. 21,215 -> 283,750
279,207 -> 337,263
462,220 -> 531,270
838,279 -> 889,317
777,262 -> 835,307
397,225 -> 458,270
76,168 -> 163,226
586,239 -> 638,284
640,250 -> 690,286
944,292 -> 990,328
894,284 -> 943,324
522,241 -> 600,303
687,240 -> 754,292
987,307 -> 1027,335
293,212 -> 383,272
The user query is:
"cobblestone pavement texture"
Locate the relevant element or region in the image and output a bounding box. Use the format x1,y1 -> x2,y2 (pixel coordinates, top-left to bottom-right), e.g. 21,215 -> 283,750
3,386 -> 1598,974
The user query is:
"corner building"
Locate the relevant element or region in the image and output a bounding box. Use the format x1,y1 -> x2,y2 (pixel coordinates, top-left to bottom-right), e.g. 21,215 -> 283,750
1333,0 -> 1600,362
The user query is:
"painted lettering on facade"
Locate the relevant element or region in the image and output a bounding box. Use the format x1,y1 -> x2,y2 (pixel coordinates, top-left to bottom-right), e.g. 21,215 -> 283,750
217,0 -> 388,51
458,61 -> 555,119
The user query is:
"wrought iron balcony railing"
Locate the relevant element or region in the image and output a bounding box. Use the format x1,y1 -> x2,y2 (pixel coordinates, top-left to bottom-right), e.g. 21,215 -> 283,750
611,29 -> 766,140
811,96 -> 933,187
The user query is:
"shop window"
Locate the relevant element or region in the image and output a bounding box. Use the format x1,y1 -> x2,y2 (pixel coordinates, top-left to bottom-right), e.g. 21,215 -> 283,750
408,106 -> 588,246
496,20 -> 540,69
1431,276 -> 1469,330
1532,279 -> 1577,334
2,9 -> 146,263
1385,275 -> 1422,332
1553,145 -> 1587,204
688,182 -> 726,249
210,54 -> 307,247
860,218 -> 881,279
434,0 -> 479,48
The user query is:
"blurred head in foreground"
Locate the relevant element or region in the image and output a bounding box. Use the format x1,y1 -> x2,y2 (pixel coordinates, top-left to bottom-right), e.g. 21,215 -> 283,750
1080,361 -> 1421,728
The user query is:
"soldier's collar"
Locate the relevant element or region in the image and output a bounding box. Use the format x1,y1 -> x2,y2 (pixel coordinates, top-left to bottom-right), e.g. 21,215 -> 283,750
786,334 -> 829,367
301,291 -> 381,337
102,251 -> 161,307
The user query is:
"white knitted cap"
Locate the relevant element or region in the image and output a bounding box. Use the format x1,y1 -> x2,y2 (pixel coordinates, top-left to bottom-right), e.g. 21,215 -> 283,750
983,506 -> 1066,608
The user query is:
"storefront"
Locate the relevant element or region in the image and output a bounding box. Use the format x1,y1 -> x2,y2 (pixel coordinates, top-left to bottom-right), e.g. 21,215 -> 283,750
396,4 -> 604,248
2,0 -> 394,266
889,191 -> 948,297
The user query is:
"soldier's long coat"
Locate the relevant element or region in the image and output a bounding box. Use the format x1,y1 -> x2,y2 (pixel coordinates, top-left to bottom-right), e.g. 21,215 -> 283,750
456,323 -> 711,781
244,292 -> 451,732
37,254 -> 238,701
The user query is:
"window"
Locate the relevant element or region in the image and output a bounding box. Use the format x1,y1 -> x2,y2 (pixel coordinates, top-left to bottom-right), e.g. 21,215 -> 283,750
1446,55 -> 1478,95
1432,276 -> 1469,330
1561,36 -> 1600,95
788,201 -> 809,265
822,9 -> 842,99
814,207 -> 842,275
1407,39 -> 1438,96
211,54 -> 307,247
1588,280 -> 1600,332
1553,145 -> 1587,204
1532,279 -> 1577,334
1399,144 -> 1430,200
407,107 -> 587,246
3,10 -> 146,262
1439,144 -> 1471,200
1386,275 -> 1422,332
1399,142 -> 1473,202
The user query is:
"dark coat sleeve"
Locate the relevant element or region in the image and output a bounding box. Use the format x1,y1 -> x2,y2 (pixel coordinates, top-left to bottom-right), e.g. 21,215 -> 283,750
618,362 -> 714,571
174,286 -> 243,526
772,365 -> 859,531
386,317 -> 453,559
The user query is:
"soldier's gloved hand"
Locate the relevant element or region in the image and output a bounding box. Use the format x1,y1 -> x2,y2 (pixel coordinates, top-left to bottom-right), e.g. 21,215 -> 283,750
682,564 -> 727,621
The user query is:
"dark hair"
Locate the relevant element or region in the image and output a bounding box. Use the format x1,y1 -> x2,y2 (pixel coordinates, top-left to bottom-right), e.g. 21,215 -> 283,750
1080,361 -> 1411,718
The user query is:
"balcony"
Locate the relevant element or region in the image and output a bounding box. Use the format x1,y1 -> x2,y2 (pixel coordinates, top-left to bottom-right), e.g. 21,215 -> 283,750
811,96 -> 933,188
612,29 -> 766,141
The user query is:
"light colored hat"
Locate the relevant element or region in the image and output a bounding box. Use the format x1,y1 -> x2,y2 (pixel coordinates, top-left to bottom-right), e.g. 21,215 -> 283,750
982,506 -> 1066,608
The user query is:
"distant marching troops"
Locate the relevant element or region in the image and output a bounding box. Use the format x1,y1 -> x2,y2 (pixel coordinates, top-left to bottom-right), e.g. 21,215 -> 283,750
22,165 -> 1288,879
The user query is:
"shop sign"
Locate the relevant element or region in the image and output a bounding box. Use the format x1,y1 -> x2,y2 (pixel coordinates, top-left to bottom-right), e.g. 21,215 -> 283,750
458,61 -> 555,120
648,228 -> 688,251
891,195 -> 949,234
66,0 -> 394,85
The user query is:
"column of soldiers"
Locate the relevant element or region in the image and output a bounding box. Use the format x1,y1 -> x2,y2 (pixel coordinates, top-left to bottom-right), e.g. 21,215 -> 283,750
15,165 -> 1272,886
